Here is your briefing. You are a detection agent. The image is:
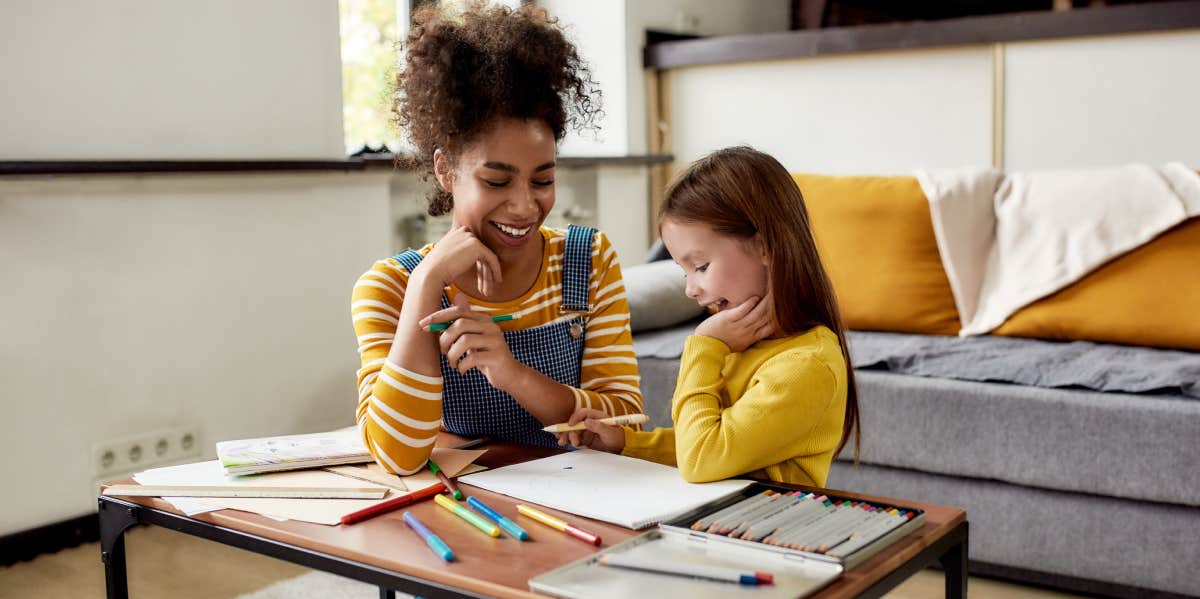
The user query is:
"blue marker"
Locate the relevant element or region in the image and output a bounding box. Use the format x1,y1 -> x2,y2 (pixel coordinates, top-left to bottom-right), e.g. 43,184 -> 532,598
402,511 -> 454,561
466,496 -> 530,541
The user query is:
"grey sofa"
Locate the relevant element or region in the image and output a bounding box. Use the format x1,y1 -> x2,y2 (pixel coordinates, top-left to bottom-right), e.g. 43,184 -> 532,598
626,250 -> 1200,599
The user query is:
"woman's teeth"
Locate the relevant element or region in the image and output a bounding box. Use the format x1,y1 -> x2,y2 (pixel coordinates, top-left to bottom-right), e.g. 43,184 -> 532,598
493,222 -> 531,237
709,299 -> 728,311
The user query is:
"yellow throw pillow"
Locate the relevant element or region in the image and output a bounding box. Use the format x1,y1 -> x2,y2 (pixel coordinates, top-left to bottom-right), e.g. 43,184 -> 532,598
994,217 -> 1200,350
795,173 -> 960,335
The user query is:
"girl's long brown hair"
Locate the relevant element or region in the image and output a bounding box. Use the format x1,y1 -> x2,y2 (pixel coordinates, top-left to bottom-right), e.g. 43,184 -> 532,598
661,146 -> 860,461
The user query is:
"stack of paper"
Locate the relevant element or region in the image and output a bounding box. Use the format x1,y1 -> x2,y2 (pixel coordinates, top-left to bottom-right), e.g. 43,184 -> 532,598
131,447 -> 487,525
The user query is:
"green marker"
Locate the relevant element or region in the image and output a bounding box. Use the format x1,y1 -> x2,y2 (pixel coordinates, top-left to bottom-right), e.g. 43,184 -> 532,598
427,459 -> 463,500
428,314 -> 513,332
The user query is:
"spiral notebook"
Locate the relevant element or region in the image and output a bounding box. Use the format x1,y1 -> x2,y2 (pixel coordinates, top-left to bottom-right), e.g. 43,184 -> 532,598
456,449 -> 752,529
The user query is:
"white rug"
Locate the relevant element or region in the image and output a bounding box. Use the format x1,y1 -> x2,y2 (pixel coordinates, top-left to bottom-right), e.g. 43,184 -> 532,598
236,571 -> 416,599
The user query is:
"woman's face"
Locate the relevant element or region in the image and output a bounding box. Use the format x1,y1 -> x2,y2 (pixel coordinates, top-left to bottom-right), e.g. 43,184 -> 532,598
660,218 -> 769,313
435,118 -> 557,258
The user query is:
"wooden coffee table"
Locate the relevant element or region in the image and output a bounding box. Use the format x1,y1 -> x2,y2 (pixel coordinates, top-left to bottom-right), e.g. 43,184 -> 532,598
99,436 -> 967,599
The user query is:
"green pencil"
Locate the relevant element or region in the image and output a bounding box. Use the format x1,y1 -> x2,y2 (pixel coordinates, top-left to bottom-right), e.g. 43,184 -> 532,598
428,314 -> 513,332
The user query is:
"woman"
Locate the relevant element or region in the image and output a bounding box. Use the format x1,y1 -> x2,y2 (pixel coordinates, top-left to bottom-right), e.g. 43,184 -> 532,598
351,3 -> 643,474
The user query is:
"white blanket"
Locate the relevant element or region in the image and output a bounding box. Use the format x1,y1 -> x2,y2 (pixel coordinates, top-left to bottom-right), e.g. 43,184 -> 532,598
916,163 -> 1200,336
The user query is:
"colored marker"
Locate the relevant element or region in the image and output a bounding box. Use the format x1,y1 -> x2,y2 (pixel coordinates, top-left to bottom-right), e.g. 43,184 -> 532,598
467,496 -> 529,540
340,482 -> 446,525
402,511 -> 454,562
427,459 -> 462,500
429,314 -> 513,332
598,554 -> 773,585
516,503 -> 601,546
434,493 -> 500,537
542,413 -> 649,433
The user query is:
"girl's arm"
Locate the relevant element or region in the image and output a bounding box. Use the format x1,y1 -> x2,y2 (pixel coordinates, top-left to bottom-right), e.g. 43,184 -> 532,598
670,336 -> 843,483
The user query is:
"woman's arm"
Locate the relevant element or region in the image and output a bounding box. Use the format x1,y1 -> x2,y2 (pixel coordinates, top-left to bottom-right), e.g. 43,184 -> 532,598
569,233 -> 644,417
351,260 -> 445,474
353,229 -> 503,474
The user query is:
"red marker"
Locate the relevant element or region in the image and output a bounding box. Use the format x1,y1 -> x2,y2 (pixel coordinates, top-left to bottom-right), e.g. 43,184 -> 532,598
340,482 -> 446,525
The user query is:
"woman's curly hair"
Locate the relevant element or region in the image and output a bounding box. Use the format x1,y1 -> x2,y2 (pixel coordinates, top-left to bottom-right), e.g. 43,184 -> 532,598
393,2 -> 601,216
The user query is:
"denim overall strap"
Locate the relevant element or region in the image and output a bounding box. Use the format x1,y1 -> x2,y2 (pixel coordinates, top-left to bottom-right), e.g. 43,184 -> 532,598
392,250 -> 450,310
392,229 -> 594,447
561,224 -> 595,312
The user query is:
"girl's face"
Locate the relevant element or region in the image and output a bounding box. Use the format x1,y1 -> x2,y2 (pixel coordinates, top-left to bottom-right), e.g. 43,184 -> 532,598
660,218 -> 769,313
435,117 -> 557,258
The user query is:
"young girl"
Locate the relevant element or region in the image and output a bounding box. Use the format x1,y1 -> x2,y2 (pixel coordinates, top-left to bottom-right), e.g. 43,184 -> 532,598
351,4 -> 642,475
558,146 -> 859,487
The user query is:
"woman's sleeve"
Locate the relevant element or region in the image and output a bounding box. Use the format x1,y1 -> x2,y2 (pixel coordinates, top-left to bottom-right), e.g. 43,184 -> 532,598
351,259 -> 444,474
671,336 -> 841,483
572,232 -> 645,418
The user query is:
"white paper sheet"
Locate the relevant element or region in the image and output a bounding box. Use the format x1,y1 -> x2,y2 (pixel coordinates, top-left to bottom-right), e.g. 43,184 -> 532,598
457,449 -> 752,529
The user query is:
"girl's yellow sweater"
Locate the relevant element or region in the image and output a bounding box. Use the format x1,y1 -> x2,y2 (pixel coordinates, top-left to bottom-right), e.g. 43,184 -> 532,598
622,326 -> 847,487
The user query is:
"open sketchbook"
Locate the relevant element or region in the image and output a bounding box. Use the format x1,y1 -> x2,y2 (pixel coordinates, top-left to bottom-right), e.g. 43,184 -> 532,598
457,449 -> 752,529
216,427 -> 371,475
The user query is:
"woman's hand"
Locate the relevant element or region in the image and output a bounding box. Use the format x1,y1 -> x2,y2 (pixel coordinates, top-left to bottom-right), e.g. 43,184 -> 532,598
421,293 -> 523,390
419,226 -> 502,296
694,292 -> 777,352
554,408 -> 626,453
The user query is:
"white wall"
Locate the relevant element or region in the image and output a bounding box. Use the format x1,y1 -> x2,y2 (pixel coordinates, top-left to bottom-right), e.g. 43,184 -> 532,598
543,0 -> 789,157
1004,30 -> 1200,170
0,173 -> 391,533
668,47 -> 995,174
0,0 -> 344,160
623,0 -> 790,155
0,0 -> 393,535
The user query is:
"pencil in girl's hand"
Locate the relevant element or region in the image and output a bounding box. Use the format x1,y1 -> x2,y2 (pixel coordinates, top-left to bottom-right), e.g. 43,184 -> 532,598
428,314 -> 513,332
542,413 -> 649,433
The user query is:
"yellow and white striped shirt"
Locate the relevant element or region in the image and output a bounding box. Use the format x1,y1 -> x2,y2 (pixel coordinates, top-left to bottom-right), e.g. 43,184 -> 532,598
351,227 -> 643,473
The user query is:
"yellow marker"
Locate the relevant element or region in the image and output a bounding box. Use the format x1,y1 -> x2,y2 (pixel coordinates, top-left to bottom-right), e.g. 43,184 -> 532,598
434,493 -> 500,537
542,413 -> 649,433
516,503 -> 602,545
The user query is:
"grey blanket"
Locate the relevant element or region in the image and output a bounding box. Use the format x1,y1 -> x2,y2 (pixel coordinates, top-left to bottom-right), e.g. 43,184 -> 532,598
632,324 -> 1200,399
847,331 -> 1200,399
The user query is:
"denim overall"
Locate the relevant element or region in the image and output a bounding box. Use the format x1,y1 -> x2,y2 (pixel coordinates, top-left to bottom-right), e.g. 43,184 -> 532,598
394,225 -> 594,447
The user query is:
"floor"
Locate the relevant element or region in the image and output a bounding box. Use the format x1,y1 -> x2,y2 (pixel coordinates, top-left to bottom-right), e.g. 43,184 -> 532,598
0,524 -> 1087,599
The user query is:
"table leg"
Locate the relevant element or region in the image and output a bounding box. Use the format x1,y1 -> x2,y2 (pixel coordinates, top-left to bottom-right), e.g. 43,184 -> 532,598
99,498 -> 140,599
940,521 -> 969,599
379,588 -> 396,599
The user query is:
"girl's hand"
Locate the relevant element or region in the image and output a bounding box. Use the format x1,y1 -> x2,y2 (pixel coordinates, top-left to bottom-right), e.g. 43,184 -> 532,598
421,294 -> 522,390
694,292 -> 777,352
554,408 -> 626,453
420,226 -> 503,296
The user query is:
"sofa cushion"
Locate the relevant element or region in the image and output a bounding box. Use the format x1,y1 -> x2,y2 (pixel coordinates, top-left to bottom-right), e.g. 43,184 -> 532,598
993,217 -> 1200,351
622,260 -> 706,332
840,370 -> 1200,507
848,331 -> 1200,399
794,173 -> 961,335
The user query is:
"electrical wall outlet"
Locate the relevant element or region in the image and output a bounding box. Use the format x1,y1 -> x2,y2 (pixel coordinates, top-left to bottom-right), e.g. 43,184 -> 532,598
91,425 -> 202,480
